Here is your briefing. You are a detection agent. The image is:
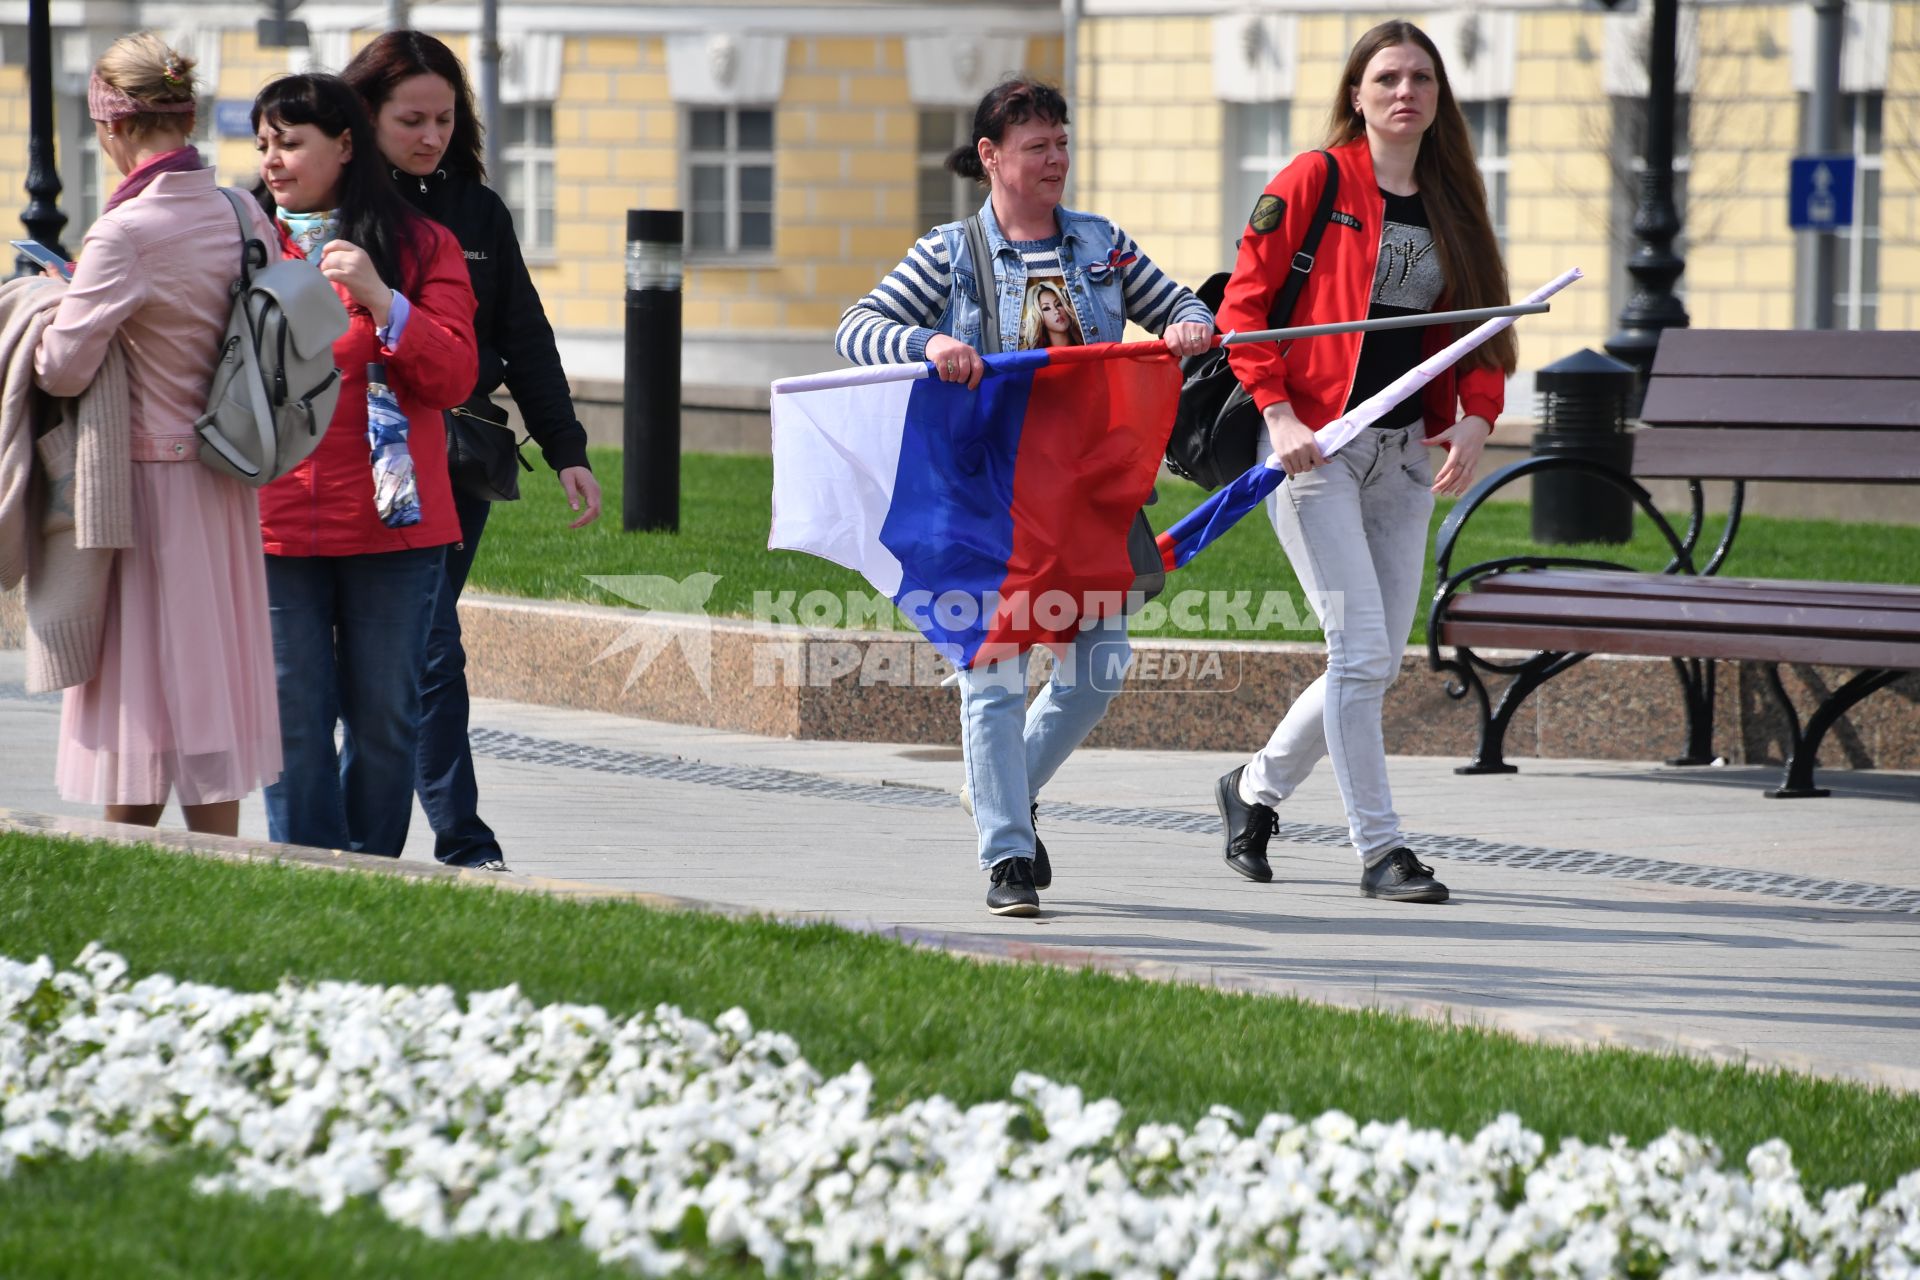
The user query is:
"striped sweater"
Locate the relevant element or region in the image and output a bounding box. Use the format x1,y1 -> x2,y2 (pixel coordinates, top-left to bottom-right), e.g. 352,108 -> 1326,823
835,216 -> 1211,367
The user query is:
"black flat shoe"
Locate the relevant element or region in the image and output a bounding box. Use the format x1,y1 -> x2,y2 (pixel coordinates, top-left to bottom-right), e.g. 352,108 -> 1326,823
1216,766 -> 1276,883
1030,802 -> 1051,890
1360,848 -> 1449,903
987,855 -> 1040,916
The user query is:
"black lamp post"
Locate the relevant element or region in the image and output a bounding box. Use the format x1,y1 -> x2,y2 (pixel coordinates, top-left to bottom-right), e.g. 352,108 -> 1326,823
15,0 -> 67,274
1603,0 -> 1690,401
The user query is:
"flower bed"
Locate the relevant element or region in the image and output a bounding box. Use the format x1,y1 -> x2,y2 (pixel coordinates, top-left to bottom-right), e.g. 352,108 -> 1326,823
5,945 -> 1917,1277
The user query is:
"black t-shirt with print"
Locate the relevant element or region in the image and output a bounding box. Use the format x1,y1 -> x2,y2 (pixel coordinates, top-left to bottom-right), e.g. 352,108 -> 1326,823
1346,189 -> 1443,430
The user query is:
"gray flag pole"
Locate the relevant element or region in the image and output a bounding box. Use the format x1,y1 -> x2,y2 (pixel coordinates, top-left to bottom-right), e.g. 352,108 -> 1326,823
1220,301 -> 1549,347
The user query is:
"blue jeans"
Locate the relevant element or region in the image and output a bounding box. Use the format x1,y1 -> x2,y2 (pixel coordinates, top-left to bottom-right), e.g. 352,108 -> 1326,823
263,546 -> 447,857
414,489 -> 503,866
957,612 -> 1131,869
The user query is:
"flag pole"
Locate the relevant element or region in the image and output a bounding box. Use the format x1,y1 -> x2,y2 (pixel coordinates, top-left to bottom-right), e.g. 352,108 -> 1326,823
771,302 -> 1552,397
1221,301 -> 1549,347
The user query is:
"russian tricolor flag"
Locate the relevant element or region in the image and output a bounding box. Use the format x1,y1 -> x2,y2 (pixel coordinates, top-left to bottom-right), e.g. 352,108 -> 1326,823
771,343 -> 1182,669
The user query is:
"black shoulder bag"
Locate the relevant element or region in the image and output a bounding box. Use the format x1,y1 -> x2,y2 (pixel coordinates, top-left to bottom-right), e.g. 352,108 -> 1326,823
446,393 -> 534,503
963,214 -> 1166,606
1164,150 -> 1340,491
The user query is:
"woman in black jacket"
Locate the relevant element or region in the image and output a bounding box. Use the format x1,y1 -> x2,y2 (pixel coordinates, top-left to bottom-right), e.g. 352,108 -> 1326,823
344,31 -> 602,871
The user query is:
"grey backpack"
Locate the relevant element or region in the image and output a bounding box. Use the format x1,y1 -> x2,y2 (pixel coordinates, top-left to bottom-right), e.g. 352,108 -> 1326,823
194,188 -> 351,486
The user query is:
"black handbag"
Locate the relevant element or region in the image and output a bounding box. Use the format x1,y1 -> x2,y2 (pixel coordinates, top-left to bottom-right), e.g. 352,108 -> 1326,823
1165,150 -> 1339,491
444,394 -> 533,503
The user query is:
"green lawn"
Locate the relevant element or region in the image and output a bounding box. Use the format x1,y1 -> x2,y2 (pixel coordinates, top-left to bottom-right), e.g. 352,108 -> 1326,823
476,449 -> 1920,644
5,832 -> 1917,1218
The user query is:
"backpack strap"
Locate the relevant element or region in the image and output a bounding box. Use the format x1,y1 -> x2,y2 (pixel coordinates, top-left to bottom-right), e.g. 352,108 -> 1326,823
216,186 -> 270,294
1267,148 -> 1340,331
962,212 -> 1001,355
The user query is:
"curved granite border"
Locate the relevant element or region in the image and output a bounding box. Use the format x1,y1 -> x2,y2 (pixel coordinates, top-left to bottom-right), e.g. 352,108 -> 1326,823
454,593 -> 1920,771
5,807 -> 1915,1095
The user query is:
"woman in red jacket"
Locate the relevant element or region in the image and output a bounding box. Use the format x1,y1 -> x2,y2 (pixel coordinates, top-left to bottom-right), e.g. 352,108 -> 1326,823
250,73 -> 478,857
1212,21 -> 1515,905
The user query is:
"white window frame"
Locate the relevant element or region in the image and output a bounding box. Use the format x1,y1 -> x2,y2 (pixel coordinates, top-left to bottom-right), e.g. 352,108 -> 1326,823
1223,100 -> 1289,266
684,106 -> 775,259
1836,91 -> 1882,331
917,108 -> 974,231
499,101 -> 556,254
1461,99 -> 1509,248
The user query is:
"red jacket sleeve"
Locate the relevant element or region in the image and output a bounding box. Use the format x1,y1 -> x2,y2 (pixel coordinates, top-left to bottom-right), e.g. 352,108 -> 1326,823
1217,151 -> 1331,414
1456,361 -> 1504,427
384,221 -> 478,412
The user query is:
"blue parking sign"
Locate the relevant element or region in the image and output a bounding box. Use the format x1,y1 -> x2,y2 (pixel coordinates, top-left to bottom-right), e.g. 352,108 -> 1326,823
1789,155 -> 1855,231
214,99 -> 256,139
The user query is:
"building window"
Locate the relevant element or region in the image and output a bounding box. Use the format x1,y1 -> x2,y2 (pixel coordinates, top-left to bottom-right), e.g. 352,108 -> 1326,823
1608,94 -> 1691,323
686,107 -> 774,256
1797,92 -> 1882,331
918,109 -> 974,230
499,103 -> 555,252
74,126 -> 101,237
1224,101 -> 1289,265
1461,99 -> 1508,247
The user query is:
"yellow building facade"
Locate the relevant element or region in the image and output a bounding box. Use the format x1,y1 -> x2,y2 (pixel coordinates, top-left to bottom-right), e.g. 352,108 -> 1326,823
1,0 -> 1912,396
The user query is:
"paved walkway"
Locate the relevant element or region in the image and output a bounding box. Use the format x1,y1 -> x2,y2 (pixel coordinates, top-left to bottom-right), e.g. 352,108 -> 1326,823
4,648 -> 1917,1089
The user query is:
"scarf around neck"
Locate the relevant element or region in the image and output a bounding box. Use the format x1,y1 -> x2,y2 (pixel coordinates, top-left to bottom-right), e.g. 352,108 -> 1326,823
101,146 -> 204,215
278,209 -> 341,264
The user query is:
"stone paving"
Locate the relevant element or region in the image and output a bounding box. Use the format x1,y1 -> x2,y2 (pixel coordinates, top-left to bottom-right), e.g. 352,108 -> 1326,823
4,647 -> 1917,1089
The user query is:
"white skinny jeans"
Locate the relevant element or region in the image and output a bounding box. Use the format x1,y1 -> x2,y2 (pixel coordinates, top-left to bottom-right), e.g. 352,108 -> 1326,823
1242,425 -> 1435,865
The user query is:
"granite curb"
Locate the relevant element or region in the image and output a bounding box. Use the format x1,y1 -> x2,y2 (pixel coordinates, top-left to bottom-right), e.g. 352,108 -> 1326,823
6,585 -> 1915,770
452,593 -> 1920,771
8,806 -> 1917,1096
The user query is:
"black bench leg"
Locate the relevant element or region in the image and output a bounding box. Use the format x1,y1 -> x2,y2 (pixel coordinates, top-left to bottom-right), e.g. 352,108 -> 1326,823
1763,665 -> 1903,799
1454,650 -> 1584,776
1666,657 -> 1718,766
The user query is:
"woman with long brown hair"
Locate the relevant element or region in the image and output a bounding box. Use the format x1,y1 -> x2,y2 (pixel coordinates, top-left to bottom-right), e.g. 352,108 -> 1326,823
1211,20 -> 1515,905
341,31 -> 599,872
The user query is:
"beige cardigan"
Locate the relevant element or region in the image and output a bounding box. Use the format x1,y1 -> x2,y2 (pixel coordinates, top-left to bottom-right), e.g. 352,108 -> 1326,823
0,276 -> 132,692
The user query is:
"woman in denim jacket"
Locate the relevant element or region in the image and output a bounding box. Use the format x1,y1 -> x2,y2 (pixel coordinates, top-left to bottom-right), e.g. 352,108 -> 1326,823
835,77 -> 1213,918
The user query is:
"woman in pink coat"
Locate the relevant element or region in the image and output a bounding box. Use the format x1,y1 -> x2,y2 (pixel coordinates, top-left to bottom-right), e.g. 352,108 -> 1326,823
33,33 -> 282,835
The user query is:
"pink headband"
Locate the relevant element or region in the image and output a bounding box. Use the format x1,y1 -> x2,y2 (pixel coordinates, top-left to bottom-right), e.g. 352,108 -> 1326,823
88,71 -> 197,124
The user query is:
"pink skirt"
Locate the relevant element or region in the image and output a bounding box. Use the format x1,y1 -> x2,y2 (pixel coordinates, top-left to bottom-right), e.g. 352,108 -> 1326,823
56,461 -> 283,806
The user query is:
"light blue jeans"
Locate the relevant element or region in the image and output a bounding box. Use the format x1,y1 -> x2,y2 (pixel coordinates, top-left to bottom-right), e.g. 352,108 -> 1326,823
1243,425 -> 1435,865
958,611 -> 1131,869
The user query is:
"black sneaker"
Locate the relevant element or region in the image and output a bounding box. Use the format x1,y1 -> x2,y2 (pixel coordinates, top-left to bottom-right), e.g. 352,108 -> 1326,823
1215,766 -> 1276,883
1360,848 -> 1450,903
987,856 -> 1040,917
1029,802 -> 1052,890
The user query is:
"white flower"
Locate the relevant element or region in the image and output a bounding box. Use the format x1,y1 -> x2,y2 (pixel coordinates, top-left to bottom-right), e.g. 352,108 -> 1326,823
5,946 -> 1919,1280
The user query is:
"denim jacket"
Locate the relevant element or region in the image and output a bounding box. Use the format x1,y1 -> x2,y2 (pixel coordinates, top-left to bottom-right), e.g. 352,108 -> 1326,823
941,198 -> 1130,350
834,196 -> 1210,368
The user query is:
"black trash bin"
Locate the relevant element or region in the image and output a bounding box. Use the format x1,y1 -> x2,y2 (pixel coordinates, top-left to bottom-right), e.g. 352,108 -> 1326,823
1529,348 -> 1637,545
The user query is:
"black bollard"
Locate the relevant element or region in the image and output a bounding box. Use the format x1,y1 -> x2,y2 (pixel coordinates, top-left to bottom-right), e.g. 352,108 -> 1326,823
1529,349 -> 1637,546
623,209 -> 682,532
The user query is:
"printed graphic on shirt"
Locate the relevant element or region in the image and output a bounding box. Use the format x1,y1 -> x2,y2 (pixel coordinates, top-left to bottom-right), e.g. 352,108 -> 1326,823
1019,277 -> 1085,350
1372,219 -> 1443,312
1248,193 -> 1284,234
1330,210 -> 1363,231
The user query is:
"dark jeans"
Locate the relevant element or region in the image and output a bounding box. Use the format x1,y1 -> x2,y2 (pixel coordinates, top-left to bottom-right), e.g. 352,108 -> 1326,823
414,488 -> 502,865
264,546 -> 446,857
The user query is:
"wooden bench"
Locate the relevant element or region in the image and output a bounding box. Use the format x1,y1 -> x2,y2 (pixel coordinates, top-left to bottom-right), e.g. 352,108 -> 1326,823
1427,328 -> 1920,797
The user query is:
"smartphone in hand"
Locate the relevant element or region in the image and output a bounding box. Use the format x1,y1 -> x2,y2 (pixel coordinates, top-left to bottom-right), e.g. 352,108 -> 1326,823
10,239 -> 73,280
